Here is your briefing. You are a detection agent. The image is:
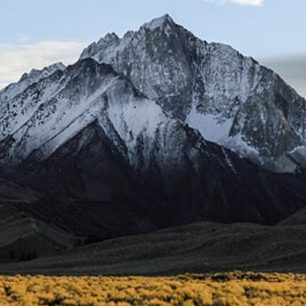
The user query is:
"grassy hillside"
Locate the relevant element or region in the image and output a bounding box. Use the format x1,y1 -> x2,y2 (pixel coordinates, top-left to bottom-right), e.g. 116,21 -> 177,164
1,222 -> 306,275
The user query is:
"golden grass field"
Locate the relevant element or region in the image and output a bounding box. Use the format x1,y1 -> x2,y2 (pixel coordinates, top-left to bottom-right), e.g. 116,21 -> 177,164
0,272 -> 306,305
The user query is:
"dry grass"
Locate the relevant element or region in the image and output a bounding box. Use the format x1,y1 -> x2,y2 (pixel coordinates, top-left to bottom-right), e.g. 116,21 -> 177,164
0,271 -> 306,305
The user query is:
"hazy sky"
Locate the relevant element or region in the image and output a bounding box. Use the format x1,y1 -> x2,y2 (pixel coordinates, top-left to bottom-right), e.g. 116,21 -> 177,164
0,0 -> 305,96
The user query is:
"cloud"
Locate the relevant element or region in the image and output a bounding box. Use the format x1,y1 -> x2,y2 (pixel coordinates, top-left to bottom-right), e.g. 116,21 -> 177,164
260,54 -> 306,98
0,40 -> 88,89
204,0 -> 264,6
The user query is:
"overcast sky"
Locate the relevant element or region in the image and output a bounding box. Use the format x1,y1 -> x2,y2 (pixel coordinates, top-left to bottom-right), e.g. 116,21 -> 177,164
0,0 -> 305,97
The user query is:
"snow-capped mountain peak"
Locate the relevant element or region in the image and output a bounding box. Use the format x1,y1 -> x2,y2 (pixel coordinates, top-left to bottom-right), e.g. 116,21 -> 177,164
0,62 -> 66,107
79,15 -> 306,173
1,15 -> 306,227
20,62 -> 65,83
141,14 -> 175,31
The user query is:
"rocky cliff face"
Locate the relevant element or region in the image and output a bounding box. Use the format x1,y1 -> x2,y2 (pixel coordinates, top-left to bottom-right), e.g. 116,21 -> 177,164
0,15 -> 306,234
80,14 -> 306,172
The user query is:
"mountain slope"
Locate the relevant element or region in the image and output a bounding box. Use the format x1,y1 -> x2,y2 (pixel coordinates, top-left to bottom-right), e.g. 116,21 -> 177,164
0,178 -> 78,261
279,206 -> 306,225
80,14 -> 306,172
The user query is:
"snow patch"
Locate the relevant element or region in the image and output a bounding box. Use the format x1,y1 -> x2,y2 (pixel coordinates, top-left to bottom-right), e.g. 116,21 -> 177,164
186,102 -> 260,163
107,94 -> 166,149
186,104 -> 232,144
224,134 -> 260,163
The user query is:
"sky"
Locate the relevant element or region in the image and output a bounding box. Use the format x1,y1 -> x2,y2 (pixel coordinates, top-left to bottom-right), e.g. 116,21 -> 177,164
0,0 -> 305,96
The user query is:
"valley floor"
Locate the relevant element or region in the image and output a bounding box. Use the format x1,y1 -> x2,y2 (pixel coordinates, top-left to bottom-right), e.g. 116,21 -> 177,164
0,272 -> 305,305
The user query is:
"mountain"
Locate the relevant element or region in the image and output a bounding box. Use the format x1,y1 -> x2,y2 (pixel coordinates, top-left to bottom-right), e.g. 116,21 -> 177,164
80,14 -> 306,173
0,14 -> 306,244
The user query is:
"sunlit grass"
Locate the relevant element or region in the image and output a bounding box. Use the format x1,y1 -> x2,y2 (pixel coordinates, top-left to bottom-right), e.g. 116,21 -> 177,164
0,271 -> 305,305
